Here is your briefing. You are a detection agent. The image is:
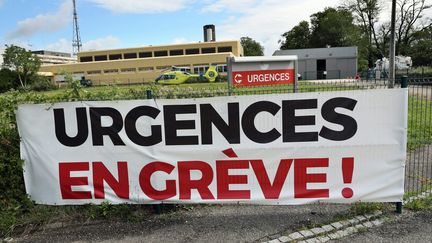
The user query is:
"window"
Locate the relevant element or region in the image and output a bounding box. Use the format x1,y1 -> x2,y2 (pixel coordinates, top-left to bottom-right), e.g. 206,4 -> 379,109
94,55 -> 107,61
218,46 -> 232,53
104,69 -> 118,74
201,47 -> 216,54
139,52 -> 152,58
80,56 -> 93,62
156,66 -> 170,70
193,65 -> 209,74
87,70 -> 101,75
154,50 -> 168,57
138,67 -> 154,72
120,68 -> 136,73
217,65 -> 228,73
169,49 -> 184,56
109,54 -> 122,60
186,48 -> 199,55
177,66 -> 191,72
160,74 -> 176,80
124,53 -> 137,59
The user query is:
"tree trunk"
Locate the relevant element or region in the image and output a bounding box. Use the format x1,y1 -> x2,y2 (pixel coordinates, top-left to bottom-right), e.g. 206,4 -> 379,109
17,73 -> 24,88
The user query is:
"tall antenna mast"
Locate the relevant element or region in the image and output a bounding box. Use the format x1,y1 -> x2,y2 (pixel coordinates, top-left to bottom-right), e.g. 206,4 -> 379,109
72,0 -> 82,56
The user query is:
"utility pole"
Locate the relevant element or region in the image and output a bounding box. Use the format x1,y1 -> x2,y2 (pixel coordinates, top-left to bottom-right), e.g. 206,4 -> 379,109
72,0 -> 82,57
388,0 -> 396,88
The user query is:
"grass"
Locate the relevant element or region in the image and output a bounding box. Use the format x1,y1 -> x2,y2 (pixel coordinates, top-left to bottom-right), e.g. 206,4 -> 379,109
44,79 -> 366,93
404,194 -> 432,211
41,81 -> 227,97
349,202 -> 385,215
407,96 -> 432,150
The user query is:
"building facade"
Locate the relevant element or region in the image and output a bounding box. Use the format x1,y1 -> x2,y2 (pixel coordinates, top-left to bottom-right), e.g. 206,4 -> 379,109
32,50 -> 77,65
39,40 -> 243,85
273,47 -> 357,80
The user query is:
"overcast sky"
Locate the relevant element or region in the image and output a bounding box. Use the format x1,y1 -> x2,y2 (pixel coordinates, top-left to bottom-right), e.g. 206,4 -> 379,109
0,0 -> 431,57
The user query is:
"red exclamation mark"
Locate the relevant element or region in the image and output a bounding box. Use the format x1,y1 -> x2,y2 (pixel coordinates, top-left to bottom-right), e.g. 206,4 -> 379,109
342,157 -> 354,198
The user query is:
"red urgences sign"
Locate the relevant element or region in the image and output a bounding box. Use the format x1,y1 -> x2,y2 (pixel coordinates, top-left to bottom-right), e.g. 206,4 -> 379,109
232,69 -> 295,86
228,56 -> 298,87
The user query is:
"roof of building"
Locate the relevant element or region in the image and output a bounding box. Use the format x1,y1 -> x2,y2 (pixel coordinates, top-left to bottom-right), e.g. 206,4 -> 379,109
273,46 -> 357,59
32,50 -> 72,57
78,40 -> 241,56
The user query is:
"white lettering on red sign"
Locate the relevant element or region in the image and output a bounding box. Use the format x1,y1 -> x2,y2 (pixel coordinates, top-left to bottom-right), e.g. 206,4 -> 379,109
232,69 -> 295,86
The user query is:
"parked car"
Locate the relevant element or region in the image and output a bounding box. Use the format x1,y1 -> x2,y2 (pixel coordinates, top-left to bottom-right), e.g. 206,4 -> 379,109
80,77 -> 92,87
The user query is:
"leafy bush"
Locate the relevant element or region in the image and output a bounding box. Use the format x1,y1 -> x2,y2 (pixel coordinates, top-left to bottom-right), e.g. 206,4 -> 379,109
0,68 -> 18,93
30,75 -> 56,92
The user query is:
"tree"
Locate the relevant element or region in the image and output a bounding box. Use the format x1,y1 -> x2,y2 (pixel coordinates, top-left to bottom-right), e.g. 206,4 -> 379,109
0,68 -> 18,93
279,21 -> 311,49
240,37 -> 264,56
343,0 -> 431,62
2,45 -> 41,88
395,0 -> 431,55
343,0 -> 383,64
278,7 -> 367,70
408,26 -> 432,66
309,8 -> 360,48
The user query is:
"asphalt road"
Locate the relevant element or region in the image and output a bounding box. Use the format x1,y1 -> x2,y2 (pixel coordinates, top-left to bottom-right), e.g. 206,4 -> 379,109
340,209 -> 432,243
15,204 -> 351,243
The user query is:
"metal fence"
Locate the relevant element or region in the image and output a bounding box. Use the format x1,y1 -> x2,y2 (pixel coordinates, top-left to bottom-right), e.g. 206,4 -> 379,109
360,68 -> 432,81
405,78 -> 432,202
149,77 -> 432,204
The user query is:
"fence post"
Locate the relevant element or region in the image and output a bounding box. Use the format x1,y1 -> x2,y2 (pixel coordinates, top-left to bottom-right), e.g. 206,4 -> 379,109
394,75 -> 408,214
396,75 -> 408,214
396,202 -> 402,214
401,75 -> 408,88
227,57 -> 233,96
146,89 -> 153,99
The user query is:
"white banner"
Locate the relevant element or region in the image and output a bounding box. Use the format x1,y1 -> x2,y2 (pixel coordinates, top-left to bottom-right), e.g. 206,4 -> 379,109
17,89 -> 408,205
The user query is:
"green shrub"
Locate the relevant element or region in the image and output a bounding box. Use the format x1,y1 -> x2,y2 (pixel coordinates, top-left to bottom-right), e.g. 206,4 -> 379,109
0,68 -> 18,93
30,75 -> 56,92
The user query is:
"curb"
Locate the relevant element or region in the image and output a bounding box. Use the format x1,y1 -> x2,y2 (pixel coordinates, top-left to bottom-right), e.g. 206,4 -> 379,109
260,210 -> 387,243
